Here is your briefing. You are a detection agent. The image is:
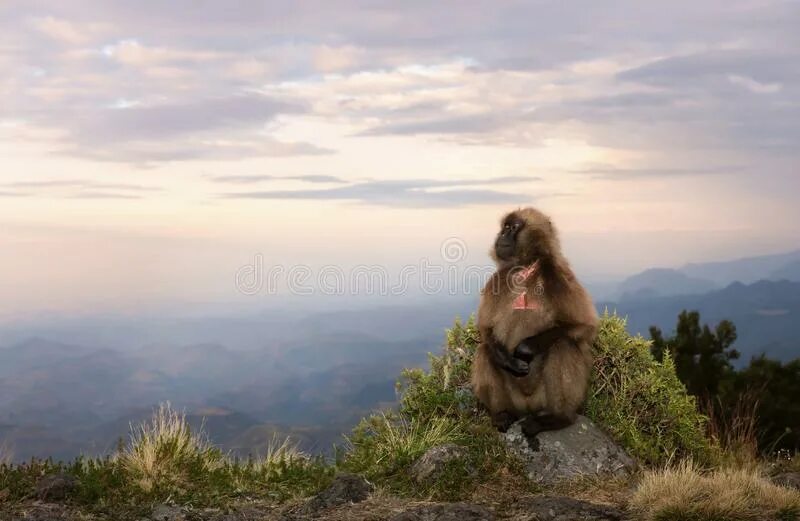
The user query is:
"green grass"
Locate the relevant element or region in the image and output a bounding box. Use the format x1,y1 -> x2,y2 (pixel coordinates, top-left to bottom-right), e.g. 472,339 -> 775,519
0,403 -> 332,513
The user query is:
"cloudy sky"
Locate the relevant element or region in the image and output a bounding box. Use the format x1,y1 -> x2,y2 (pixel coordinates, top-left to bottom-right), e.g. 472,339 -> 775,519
1,0 -> 798,317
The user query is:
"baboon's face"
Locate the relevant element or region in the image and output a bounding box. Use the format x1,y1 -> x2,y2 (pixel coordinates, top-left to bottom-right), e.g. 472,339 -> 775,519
493,208 -> 554,266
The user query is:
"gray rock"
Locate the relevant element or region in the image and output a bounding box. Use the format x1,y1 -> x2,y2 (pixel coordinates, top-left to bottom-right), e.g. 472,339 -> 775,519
410,444 -> 469,483
772,471 -> 800,490
34,473 -> 78,501
502,415 -> 635,484
513,496 -> 624,520
151,504 -> 185,521
390,502 -> 494,521
303,473 -> 373,512
20,503 -> 70,520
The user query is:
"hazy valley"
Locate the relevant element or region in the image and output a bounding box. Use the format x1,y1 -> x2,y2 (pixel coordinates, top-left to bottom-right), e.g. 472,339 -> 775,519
1,250 -> 799,462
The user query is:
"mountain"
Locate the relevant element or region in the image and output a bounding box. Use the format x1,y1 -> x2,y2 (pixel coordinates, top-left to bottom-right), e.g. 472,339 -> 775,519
679,249 -> 800,286
601,279 -> 800,363
769,259 -> 800,281
0,303 -> 452,462
618,268 -> 718,301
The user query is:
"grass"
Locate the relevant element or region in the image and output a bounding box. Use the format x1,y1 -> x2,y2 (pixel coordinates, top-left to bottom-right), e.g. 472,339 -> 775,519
0,403 -> 332,513
631,460 -> 800,521
0,443 -> 11,465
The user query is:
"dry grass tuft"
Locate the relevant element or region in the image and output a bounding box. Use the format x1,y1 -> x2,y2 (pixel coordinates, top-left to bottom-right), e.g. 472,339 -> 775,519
704,389 -> 761,468
0,442 -> 12,465
631,460 -> 800,520
118,402 -> 223,493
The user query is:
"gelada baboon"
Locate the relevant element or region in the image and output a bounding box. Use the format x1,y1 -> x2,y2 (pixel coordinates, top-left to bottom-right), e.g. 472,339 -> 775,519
471,207 -> 598,436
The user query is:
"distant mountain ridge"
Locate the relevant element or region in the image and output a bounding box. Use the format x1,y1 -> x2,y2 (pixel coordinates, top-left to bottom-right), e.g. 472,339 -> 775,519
614,249 -> 800,301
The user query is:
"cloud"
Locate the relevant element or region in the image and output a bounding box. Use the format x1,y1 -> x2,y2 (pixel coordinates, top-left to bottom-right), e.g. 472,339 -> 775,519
2,0 -> 799,170
5,179 -> 160,191
67,191 -> 143,200
0,179 -> 160,199
221,176 -> 541,208
617,50 -> 798,87
569,165 -> 744,180
209,174 -> 347,184
359,112 -> 508,136
59,137 -> 332,164
68,94 -> 301,143
727,75 -> 782,94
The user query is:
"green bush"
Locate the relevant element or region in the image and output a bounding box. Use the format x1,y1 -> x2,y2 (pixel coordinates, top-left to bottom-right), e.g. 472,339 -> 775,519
342,317 -> 514,499
586,312 -> 715,464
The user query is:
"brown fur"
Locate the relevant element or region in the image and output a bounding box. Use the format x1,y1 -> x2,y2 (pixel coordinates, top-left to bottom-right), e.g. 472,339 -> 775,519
471,207 -> 598,434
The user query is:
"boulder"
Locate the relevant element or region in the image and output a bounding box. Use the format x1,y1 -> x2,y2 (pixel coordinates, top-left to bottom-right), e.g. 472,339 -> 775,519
302,473 -> 373,512
390,502 -> 494,521
771,471 -> 800,490
34,473 -> 78,501
410,444 -> 469,483
151,504 -> 186,521
502,415 -> 635,484
511,496 -> 624,520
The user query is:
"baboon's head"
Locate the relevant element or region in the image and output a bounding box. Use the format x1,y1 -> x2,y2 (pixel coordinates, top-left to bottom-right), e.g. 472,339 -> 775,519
491,207 -> 560,268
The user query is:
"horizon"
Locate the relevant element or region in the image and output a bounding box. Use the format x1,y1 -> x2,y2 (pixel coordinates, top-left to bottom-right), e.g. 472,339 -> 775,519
2,1 -> 800,318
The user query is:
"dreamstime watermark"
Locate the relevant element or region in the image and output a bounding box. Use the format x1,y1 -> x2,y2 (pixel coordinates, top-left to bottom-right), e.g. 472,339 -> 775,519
235,237 -> 543,297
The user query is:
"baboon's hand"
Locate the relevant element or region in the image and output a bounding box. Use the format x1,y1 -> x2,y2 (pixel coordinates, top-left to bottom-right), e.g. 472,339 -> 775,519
486,336 -> 531,376
505,357 -> 530,377
513,341 -> 535,362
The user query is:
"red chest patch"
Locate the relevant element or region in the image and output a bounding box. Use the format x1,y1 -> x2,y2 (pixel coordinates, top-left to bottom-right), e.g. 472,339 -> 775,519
512,261 -> 542,311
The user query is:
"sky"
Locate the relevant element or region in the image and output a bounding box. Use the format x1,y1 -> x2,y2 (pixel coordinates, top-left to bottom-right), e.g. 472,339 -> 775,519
1,0 -> 799,318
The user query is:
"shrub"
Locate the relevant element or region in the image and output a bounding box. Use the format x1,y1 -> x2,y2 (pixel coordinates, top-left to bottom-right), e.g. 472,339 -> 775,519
630,460 -> 800,521
586,313 -> 714,464
342,317 -> 514,499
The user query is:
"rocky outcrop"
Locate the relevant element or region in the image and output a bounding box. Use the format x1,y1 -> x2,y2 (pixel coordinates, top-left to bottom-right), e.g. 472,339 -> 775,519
410,444 -> 470,483
502,415 -> 635,485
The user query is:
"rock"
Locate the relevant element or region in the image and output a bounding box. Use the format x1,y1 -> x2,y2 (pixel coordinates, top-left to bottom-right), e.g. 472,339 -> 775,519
151,504 -> 185,521
303,473 -> 373,512
772,471 -> 800,490
512,496 -> 624,520
502,415 -> 635,485
19,503 -> 71,520
410,444 -> 469,483
34,473 -> 78,501
389,502 -> 494,521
